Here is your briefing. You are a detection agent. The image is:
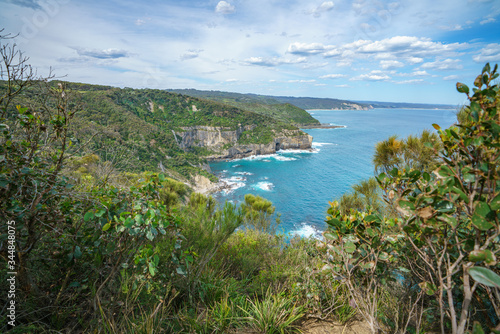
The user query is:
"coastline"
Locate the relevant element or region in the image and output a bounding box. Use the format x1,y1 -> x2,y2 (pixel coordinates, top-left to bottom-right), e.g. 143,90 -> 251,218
300,123 -> 346,129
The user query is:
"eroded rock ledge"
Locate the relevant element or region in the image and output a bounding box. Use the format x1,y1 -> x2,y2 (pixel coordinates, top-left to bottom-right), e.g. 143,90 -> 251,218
174,125 -> 313,161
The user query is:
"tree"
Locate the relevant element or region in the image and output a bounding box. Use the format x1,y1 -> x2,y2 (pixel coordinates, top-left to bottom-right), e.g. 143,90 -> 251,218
324,64 -> 500,334
373,130 -> 441,174
241,194 -> 281,233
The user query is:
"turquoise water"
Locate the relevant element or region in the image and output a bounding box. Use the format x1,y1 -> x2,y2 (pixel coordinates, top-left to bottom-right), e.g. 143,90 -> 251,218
209,108 -> 457,237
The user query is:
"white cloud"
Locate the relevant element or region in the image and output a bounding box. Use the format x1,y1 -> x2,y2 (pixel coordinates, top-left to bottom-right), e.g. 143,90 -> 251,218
243,56 -> 306,67
394,79 -> 425,85
351,70 -> 390,81
288,42 -> 332,55
319,74 -> 346,79
380,60 -> 404,69
421,59 -> 463,71
310,1 -> 335,18
215,1 -> 235,14
335,84 -> 350,88
75,48 -> 130,59
472,43 -> 500,63
180,49 -> 203,60
411,70 -> 429,76
480,17 -> 496,25
439,24 -> 463,31
407,57 -> 424,65
288,79 -> 316,83
287,36 -> 467,62
443,75 -> 459,81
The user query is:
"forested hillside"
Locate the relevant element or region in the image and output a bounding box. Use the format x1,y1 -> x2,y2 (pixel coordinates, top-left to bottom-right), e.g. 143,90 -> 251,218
168,89 -> 321,125
0,80 -> 305,182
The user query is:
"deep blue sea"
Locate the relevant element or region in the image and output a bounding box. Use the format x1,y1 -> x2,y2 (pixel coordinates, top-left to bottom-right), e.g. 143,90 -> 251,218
209,108 -> 457,238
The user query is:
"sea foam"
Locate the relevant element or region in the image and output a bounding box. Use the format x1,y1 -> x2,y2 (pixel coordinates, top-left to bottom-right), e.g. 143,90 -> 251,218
290,223 -> 322,239
253,181 -> 274,191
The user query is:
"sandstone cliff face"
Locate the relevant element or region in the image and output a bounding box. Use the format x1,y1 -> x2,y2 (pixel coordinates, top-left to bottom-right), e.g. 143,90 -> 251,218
174,125 -> 313,160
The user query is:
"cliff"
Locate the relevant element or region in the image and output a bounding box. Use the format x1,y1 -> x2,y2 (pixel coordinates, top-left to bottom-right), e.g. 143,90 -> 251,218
175,125 -> 313,160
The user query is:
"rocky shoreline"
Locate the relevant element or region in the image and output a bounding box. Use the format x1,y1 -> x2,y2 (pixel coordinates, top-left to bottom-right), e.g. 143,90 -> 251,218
300,123 -> 346,129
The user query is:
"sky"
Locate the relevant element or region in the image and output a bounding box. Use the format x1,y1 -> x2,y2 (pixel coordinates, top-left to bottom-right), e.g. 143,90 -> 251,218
1,0 -> 500,105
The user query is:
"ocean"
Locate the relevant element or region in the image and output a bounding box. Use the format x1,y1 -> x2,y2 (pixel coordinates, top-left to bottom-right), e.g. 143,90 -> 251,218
209,108 -> 458,238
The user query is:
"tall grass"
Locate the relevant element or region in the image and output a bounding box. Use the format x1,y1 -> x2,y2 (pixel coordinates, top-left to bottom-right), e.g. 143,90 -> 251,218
240,289 -> 305,334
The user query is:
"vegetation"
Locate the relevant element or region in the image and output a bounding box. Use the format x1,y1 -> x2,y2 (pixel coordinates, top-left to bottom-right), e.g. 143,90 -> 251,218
169,89 -> 321,126
323,64 -> 500,333
0,77 -> 304,182
1,31 -> 499,334
358,100 -> 456,110
271,95 -> 370,111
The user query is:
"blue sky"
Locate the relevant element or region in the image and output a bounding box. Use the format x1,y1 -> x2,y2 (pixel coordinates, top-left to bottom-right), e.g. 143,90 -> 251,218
1,0 -> 500,104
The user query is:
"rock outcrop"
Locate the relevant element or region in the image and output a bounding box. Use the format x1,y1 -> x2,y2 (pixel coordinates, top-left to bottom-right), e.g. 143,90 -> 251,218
174,125 -> 313,160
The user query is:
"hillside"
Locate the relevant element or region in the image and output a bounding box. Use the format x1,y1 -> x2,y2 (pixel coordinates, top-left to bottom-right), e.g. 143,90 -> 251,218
354,100 -> 456,109
271,95 -> 372,110
1,81 -> 312,183
168,89 -> 321,126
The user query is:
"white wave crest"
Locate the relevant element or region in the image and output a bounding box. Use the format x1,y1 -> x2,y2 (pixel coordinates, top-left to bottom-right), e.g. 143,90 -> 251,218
275,155 -> 297,161
235,171 -> 254,175
290,223 -> 322,239
312,142 -> 333,147
253,181 -> 274,191
219,176 -> 246,194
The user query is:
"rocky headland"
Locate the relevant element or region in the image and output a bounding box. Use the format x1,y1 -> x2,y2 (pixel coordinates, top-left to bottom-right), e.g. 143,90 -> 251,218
174,125 -> 313,161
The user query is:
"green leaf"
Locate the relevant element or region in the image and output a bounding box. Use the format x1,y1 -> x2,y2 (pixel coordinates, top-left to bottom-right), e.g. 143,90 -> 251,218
490,193 -> 500,211
148,262 -> 156,276
469,250 -> 486,262
419,281 -> 437,296
159,174 -> 166,182
344,241 -> 356,253
398,200 -> 415,211
469,267 -> 500,288
388,167 -> 399,177
456,82 -> 469,94
74,246 -> 82,259
323,232 -> 338,241
437,165 -> 453,177
482,63 -> 491,74
365,214 -> 381,223
327,218 -> 341,228
68,281 -> 81,288
124,217 -> 134,228
102,223 -> 111,231
84,211 -> 95,222
432,123 -> 441,130
95,209 -> 106,217
435,200 -> 454,213
471,214 -> 494,231
475,202 -> 491,218
471,321 -> 485,334
366,227 -> 376,237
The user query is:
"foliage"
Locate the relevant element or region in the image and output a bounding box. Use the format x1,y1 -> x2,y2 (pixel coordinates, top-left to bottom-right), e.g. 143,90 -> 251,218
241,194 -> 281,233
323,204 -> 408,333
373,129 -> 442,174
323,63 -> 500,334
240,289 -> 305,334
168,88 -> 321,126
336,178 -> 384,216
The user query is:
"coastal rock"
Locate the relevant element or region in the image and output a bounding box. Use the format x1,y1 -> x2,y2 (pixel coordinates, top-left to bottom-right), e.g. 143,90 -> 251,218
174,125 -> 312,160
